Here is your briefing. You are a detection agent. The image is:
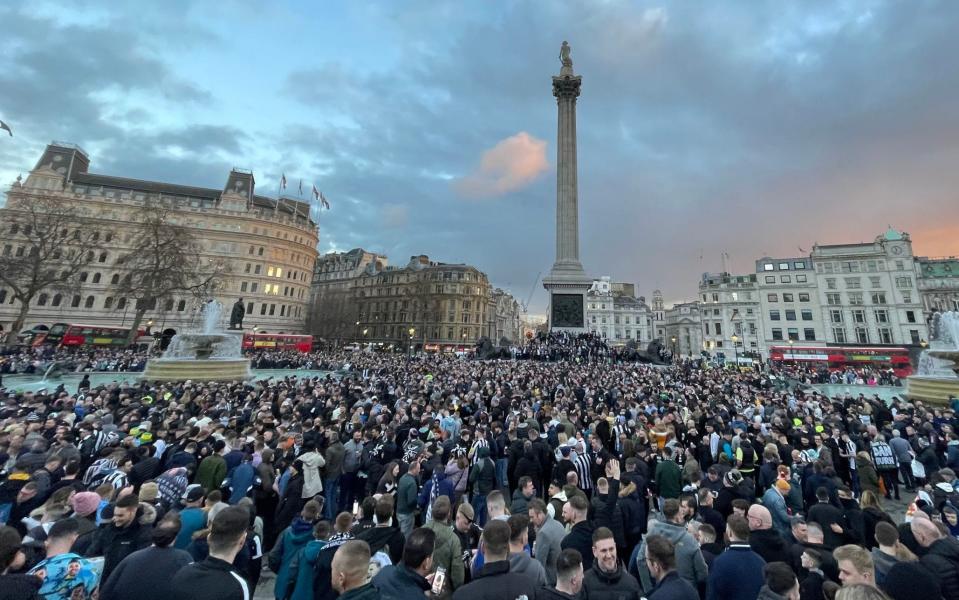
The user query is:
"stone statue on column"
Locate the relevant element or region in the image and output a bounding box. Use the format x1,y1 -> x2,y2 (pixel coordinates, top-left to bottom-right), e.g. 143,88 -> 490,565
559,41 -> 573,75
230,298 -> 245,329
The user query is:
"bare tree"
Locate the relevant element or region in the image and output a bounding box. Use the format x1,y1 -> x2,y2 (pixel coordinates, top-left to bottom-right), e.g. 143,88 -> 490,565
113,203 -> 230,344
405,273 -> 440,348
0,196 -> 103,341
308,285 -> 357,344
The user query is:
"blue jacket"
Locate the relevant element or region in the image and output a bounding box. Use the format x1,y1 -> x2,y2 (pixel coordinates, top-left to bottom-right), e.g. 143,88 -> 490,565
372,564 -> 430,600
762,486 -> 791,537
706,544 -> 765,600
227,462 -> 258,505
289,539 -> 326,600
649,570 -> 700,600
270,517 -> 315,600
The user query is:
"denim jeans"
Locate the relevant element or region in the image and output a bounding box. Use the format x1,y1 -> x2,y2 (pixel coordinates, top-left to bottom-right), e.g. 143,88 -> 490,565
398,512 -> 415,539
471,494 -> 488,528
323,477 -> 339,520
495,458 -> 508,488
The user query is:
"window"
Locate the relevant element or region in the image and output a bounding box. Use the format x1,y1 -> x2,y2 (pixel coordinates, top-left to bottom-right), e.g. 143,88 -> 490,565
177,300 -> 186,311
826,278 -> 837,290
111,274 -> 120,285
803,328 -> 816,341
869,276 -> 881,288
871,292 -> 887,305
714,322 -> 722,335
910,329 -> 921,344
245,263 -> 251,274
902,291 -> 912,304
117,298 -> 127,310
249,245 -> 254,255
895,276 -> 912,288
833,327 -> 847,343
749,322 -> 757,335
841,261 -> 861,273
801,309 -> 813,321
98,251 -> 107,263
712,293 -> 719,302
37,293 -> 48,306
799,293 -> 810,302
895,260 -> 904,270
780,275 -> 791,284
906,310 -> 916,323
269,304 -> 276,316
874,309 -> 889,323
796,274 -> 807,283
84,295 -> 95,308
785,310 -> 797,321
52,294 -> 62,307
71,295 -> 81,308
830,309 -> 843,324
765,276 -> 775,284
879,328 -> 893,344
247,302 -> 253,313
772,328 -> 783,340
849,293 -> 864,305
852,309 -> 866,324
260,304 -> 267,315
783,293 -> 794,302
164,299 -> 173,311
855,327 -> 869,343
826,293 -> 841,305
92,273 -> 101,284
79,272 -> 88,283
845,277 -> 861,289
794,261 -> 806,269
769,310 -> 781,321
779,262 -> 790,270
258,247 -> 264,256
767,293 -> 778,302
763,263 -> 774,271
254,265 -> 261,275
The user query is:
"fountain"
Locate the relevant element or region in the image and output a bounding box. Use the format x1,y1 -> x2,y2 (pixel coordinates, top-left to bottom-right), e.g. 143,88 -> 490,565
142,300 -> 252,382
906,311 -> 959,405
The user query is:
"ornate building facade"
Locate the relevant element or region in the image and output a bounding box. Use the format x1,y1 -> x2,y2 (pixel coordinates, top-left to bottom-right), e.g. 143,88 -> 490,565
916,256 -> 959,317
309,251 -> 522,350
585,277 -> 652,344
663,301 -> 703,357
0,143 -> 318,336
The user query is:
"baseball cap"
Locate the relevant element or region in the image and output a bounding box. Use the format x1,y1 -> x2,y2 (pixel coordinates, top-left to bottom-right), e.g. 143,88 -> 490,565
182,484 -> 205,502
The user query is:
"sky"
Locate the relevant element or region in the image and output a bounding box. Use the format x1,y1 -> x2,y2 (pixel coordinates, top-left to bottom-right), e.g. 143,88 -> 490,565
2,0 -> 958,317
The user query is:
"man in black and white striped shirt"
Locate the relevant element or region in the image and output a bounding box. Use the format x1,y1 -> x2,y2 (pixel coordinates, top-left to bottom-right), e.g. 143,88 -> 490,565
103,456 -> 133,491
571,440 -> 593,498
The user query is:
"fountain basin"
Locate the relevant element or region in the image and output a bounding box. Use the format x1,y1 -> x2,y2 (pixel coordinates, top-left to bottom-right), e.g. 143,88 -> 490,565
142,358 -> 252,382
906,349 -> 959,405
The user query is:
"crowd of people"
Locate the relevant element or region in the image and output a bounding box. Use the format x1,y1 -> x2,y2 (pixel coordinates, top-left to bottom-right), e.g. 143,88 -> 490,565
0,339 -> 958,600
0,347 -> 151,376
769,365 -> 904,388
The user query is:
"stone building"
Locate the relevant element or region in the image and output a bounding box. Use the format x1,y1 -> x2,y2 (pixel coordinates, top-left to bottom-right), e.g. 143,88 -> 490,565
754,256 -> 825,353
0,143 -> 317,337
491,289 -> 522,344
663,301 -> 703,357
308,248 -> 387,342
810,228 -> 927,346
354,255 -> 493,350
916,256 -> 959,318
585,276 -> 652,344
651,289 -> 666,343
698,272 -> 761,355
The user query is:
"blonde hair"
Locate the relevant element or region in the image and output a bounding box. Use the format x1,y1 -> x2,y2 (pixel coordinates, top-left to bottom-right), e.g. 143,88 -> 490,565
836,584 -> 891,600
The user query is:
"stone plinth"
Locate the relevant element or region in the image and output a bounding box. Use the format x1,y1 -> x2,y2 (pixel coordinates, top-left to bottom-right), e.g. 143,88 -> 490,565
142,359 -> 252,382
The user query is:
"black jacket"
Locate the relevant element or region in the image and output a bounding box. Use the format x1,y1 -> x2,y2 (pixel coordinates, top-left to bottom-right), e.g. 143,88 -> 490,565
100,545 -> 194,600
452,560 -> 539,600
170,556 -> 250,600
355,525 -> 405,565
647,570 -> 699,600
85,518 -> 153,581
920,536 -> 959,600
749,529 -> 791,565
0,574 -> 42,600
535,586 -> 578,600
562,521 -> 596,571
583,563 -> 642,600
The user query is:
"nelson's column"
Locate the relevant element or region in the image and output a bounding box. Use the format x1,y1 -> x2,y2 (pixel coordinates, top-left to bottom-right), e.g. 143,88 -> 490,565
543,40 -> 592,332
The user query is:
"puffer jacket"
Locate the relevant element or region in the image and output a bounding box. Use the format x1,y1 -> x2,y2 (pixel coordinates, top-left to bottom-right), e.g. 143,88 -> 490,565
920,536 -> 959,600
583,563 -> 642,600
424,519 -> 465,594
636,517 -> 708,592
298,450 -> 326,498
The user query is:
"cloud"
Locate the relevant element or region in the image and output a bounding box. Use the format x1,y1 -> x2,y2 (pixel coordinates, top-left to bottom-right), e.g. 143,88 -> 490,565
454,132 -> 549,198
380,204 -> 409,229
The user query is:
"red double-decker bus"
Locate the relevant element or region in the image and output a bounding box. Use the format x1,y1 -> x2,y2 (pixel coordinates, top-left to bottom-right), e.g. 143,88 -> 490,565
46,323 -> 145,347
769,345 -> 912,377
241,333 -> 313,352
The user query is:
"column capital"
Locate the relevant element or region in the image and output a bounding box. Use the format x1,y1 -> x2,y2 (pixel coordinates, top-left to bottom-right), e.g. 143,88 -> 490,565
552,75 -> 582,100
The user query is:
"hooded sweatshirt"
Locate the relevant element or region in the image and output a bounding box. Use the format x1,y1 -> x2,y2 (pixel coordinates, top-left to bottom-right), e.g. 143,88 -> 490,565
299,450 -> 326,498
509,551 -> 547,586
637,517 -> 708,592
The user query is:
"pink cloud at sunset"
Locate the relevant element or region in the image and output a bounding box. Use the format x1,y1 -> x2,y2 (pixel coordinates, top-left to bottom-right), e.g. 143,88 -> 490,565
454,132 -> 549,198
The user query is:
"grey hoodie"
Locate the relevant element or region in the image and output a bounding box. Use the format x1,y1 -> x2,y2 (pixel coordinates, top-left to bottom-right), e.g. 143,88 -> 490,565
871,547 -> 900,585
636,517 -> 708,592
510,551 -> 547,587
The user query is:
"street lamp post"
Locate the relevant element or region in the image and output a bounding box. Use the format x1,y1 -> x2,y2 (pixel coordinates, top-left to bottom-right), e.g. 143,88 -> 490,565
407,327 -> 415,361
670,336 -> 677,360
731,334 -> 739,370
